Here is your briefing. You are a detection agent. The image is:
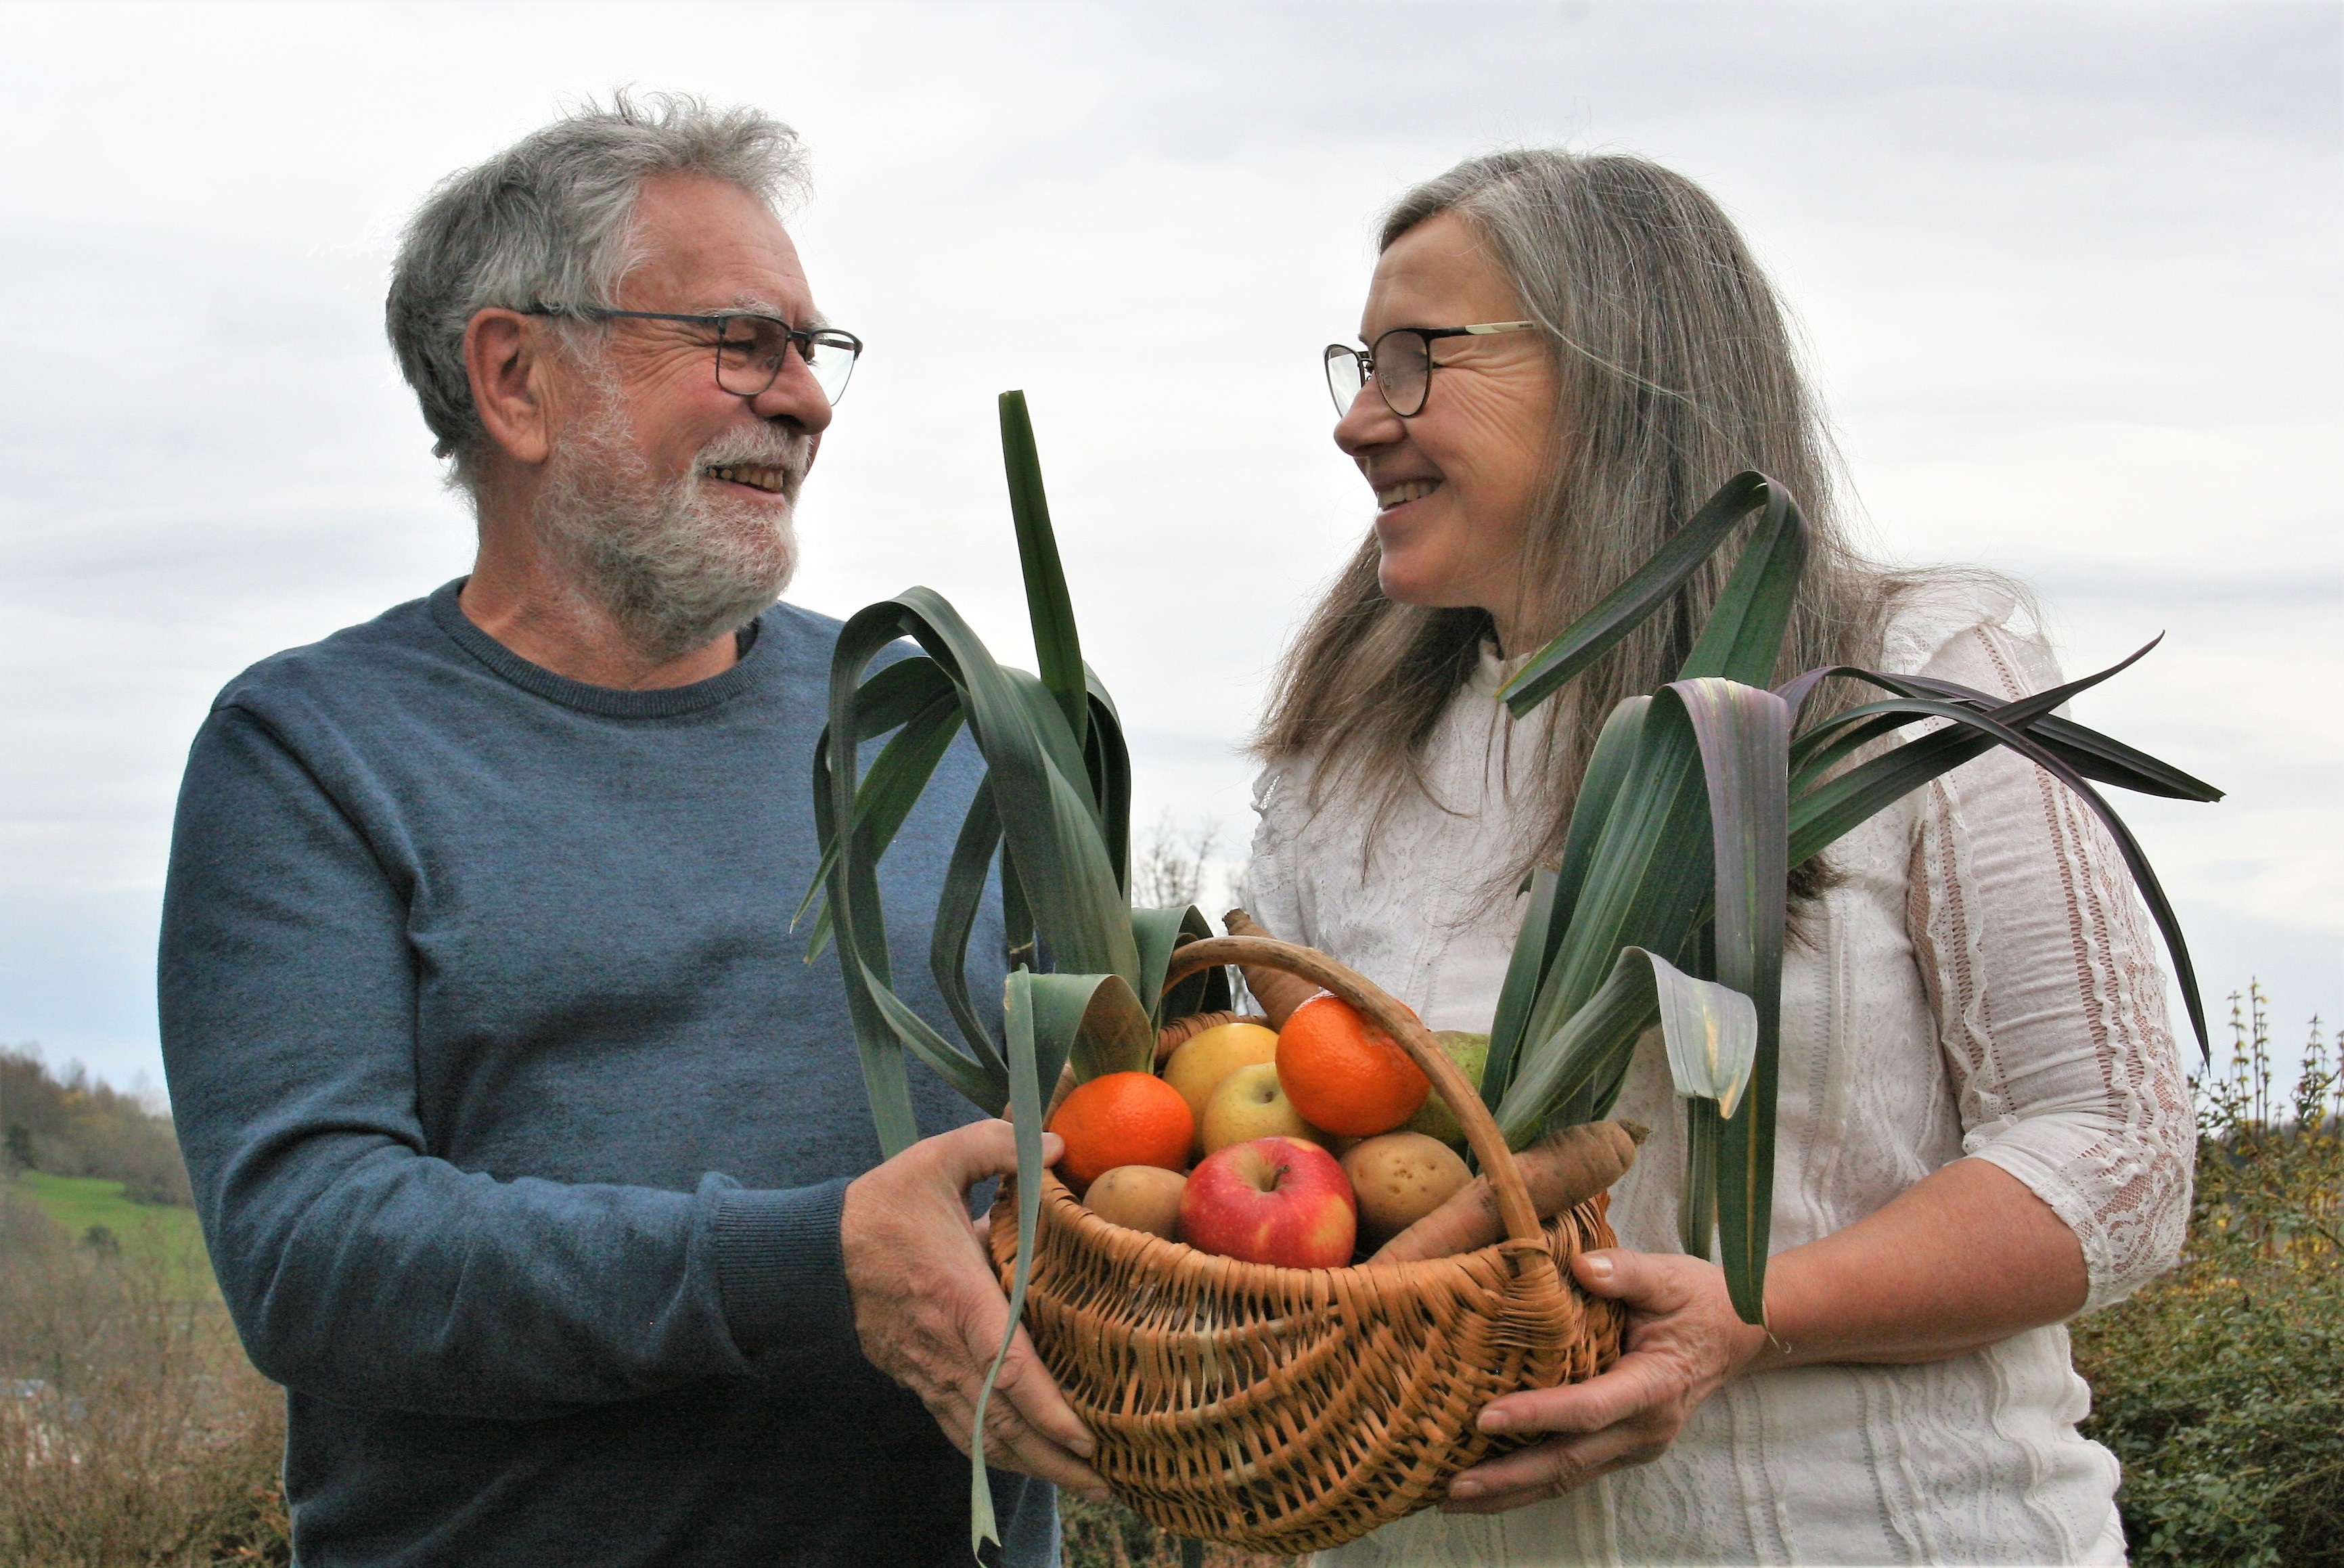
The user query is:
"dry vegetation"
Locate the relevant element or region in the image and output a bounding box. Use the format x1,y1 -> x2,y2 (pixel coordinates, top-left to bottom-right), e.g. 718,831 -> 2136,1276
0,1186 -> 286,1566
1058,1496 -> 1296,1568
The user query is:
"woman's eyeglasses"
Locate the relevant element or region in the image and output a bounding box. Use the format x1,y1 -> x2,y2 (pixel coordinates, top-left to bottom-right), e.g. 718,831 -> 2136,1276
1323,321 -> 1537,418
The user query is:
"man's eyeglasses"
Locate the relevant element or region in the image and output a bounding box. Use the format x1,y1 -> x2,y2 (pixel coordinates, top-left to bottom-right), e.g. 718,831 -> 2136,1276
1322,321 -> 1539,418
524,307 -> 865,405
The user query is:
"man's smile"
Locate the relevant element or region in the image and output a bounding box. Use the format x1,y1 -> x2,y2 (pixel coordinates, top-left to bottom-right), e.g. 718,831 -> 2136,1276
704,463 -> 790,493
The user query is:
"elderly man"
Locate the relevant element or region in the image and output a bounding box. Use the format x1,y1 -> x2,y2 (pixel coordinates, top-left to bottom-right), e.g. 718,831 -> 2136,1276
159,95 -> 1099,1567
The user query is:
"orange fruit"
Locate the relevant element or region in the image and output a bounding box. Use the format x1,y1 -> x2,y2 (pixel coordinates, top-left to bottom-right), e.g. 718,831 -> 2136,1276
1275,993 -> 1429,1138
1047,1071 -> 1194,1190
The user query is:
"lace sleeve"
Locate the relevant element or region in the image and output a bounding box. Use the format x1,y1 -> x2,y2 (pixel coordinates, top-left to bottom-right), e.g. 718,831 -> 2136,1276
1902,613 -> 2196,1312
1243,763 -> 1309,947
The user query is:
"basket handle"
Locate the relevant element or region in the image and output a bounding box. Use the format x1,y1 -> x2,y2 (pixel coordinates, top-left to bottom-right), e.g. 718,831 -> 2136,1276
1160,935 -> 1544,1250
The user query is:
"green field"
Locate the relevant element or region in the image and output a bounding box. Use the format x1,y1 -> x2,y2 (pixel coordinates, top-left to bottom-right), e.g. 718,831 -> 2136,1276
7,1171 -> 219,1300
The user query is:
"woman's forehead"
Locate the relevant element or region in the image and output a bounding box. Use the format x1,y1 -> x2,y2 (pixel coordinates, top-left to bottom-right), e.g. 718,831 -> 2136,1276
1361,212 -> 1519,336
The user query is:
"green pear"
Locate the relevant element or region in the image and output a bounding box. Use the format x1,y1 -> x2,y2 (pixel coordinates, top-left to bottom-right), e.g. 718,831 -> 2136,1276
1403,1031 -> 1490,1148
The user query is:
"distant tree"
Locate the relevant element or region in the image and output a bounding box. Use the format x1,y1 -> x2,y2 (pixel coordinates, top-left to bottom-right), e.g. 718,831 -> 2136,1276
0,1046 -> 192,1206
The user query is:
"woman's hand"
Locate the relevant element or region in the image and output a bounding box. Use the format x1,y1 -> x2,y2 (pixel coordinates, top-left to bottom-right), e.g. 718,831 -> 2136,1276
1442,1248 -> 1770,1513
1439,1157 -> 2092,1512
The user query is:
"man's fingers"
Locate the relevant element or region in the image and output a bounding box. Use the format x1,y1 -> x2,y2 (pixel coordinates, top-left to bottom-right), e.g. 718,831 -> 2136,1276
930,1118 -> 1066,1187
922,1372 -> 1106,1499
926,1330 -> 1104,1500
1001,1329 -> 1096,1458
979,1383 -> 1110,1499
962,1311 -> 1096,1460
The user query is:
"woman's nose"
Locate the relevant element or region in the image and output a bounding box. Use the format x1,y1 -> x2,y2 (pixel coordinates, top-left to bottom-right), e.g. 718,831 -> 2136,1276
1333,383 -> 1401,457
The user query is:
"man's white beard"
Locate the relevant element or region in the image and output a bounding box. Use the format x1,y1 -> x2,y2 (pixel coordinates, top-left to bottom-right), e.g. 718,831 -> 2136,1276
534,384 -> 806,667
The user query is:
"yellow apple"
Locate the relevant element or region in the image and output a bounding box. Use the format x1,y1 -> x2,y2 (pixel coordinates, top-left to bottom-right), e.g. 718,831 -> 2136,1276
1163,1022 -> 1280,1156
1200,1062 -> 1322,1155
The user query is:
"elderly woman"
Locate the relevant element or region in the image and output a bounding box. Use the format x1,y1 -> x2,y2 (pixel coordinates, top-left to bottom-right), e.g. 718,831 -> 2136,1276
1245,151 -> 2192,1565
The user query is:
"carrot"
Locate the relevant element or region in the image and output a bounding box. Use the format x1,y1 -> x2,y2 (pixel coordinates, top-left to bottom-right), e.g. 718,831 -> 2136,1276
1364,1119 -> 1649,1265
1220,908 -> 1325,1028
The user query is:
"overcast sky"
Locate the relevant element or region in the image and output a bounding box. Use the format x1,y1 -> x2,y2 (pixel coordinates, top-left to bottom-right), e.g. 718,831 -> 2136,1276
0,0 -> 2336,1098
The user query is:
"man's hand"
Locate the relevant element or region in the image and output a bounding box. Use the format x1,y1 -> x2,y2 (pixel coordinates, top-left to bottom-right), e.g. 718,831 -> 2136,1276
840,1120 -> 1108,1501
1441,1249 -> 1767,1513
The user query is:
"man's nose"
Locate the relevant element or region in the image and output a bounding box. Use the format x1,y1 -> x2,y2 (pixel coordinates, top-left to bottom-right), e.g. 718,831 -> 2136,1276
748,348 -> 834,433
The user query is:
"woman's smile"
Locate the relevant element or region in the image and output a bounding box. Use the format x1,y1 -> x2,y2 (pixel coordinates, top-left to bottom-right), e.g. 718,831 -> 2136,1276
1375,478 -> 1443,511
1334,209 -> 1558,653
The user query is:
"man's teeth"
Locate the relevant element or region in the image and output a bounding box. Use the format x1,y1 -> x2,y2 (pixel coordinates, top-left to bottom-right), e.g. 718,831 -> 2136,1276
1376,479 -> 1441,510
705,464 -> 788,493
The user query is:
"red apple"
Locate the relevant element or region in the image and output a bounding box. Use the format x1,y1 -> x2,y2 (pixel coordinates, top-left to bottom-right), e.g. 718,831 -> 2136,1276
1178,1136 -> 1357,1269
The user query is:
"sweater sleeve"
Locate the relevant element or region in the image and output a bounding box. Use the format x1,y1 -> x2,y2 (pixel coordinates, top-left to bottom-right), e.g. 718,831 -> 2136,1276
1900,612 -> 2196,1312
158,704 -> 857,1420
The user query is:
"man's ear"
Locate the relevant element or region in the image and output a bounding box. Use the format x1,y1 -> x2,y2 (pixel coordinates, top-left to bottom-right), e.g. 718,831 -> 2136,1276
464,309 -> 558,467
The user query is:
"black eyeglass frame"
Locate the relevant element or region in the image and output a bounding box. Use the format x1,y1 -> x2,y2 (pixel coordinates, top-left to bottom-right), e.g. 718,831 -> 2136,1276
521,305 -> 865,404
1323,320 -> 1539,418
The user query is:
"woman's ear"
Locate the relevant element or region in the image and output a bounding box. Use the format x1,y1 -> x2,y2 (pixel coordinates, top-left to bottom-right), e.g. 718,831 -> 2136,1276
463,309 -> 556,467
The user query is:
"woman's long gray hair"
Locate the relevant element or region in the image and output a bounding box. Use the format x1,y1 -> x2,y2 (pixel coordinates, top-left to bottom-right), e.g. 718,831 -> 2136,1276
1255,150 -> 1901,893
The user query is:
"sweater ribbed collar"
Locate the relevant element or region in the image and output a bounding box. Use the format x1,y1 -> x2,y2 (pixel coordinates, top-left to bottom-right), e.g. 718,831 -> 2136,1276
427,579 -> 772,719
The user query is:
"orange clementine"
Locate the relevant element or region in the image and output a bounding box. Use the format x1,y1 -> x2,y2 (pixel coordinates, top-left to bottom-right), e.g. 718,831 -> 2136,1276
1047,1071 -> 1194,1190
1274,992 -> 1429,1138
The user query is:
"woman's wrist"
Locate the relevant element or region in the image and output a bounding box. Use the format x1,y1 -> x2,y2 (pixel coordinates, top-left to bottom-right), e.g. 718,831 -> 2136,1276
1709,1158 -> 2090,1374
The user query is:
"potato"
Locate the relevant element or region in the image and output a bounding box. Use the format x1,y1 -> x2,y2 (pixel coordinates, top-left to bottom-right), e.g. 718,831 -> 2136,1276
1340,1132 -> 1471,1246
1081,1164 -> 1187,1240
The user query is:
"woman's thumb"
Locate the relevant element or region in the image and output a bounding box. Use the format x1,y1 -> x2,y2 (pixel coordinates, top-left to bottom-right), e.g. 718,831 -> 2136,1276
1572,1248 -> 1632,1297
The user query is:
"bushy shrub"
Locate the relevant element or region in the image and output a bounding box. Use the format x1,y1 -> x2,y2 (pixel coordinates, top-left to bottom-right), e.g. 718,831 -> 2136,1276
2073,987 -> 2344,1567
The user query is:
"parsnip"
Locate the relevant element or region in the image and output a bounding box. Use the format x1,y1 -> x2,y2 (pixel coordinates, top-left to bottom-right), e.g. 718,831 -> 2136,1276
1220,908 -> 1324,1027
1365,1119 -> 1648,1265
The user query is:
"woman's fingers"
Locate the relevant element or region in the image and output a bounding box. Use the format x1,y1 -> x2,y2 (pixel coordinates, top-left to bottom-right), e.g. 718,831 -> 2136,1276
1433,1247 -> 1778,1513
1572,1245 -> 1684,1305
1477,1347 -> 1684,1439
1441,1424 -> 1671,1511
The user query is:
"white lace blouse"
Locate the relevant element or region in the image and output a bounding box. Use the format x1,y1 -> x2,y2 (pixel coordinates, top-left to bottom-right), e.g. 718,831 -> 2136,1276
1246,583 -> 2192,1567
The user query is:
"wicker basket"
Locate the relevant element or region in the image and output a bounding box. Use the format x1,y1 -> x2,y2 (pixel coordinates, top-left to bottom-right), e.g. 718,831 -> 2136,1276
988,935 -> 1625,1554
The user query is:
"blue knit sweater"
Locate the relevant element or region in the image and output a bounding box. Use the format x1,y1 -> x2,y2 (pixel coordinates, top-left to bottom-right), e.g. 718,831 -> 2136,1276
158,581 -> 1054,1567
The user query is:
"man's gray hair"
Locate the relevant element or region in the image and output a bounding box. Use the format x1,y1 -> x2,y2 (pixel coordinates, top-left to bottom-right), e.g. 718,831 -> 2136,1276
386,91 -> 809,482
